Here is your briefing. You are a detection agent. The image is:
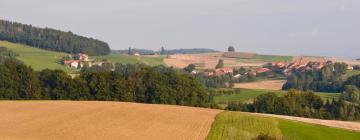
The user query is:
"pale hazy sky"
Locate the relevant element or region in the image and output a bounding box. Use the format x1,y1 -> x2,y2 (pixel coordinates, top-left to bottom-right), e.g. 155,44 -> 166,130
1,0 -> 359,58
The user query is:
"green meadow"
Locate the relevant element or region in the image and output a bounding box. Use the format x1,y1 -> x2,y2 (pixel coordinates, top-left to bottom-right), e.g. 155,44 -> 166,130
213,88 -> 340,106
207,111 -> 360,140
93,54 -> 165,66
0,41 -> 165,73
0,41 -> 76,73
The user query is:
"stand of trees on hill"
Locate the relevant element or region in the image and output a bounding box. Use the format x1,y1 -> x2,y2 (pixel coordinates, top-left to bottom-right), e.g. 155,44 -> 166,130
283,62 -> 348,93
0,20 -> 110,56
0,46 -> 18,63
0,59 -> 215,108
227,90 -> 360,121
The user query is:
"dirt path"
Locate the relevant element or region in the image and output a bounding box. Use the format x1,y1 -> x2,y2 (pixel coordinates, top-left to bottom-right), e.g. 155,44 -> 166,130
234,80 -> 286,90
248,112 -> 360,131
0,101 -> 221,140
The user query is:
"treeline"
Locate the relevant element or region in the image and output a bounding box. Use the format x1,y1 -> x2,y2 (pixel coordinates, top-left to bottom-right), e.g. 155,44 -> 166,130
0,19 -> 110,56
227,90 -> 360,120
283,62 -> 348,93
0,59 -> 215,108
113,48 -> 155,55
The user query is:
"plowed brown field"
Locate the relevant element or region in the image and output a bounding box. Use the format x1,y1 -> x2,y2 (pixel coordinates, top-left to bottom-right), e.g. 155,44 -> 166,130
0,101 -> 221,140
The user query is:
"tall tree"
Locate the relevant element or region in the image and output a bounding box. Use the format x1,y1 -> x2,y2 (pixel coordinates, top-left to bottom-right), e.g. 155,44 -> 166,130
215,59 -> 224,69
228,46 -> 235,52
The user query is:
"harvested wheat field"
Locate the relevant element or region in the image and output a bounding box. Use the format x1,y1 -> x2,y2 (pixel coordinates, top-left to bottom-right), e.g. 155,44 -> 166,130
0,101 -> 221,140
234,80 -> 286,90
164,53 -> 264,69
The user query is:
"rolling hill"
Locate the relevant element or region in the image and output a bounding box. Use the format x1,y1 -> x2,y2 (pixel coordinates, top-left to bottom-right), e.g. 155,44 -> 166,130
93,54 -> 165,66
0,41 -> 165,72
0,101 -> 221,140
1,101 -> 359,140
0,41 -> 76,72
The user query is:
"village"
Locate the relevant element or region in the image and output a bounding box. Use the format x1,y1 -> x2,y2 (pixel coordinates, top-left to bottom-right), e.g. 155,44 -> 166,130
190,56 -> 356,79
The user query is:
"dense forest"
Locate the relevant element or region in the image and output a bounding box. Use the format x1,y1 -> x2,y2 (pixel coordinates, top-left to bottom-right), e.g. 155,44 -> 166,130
282,62 -> 348,93
227,90 -> 360,121
0,58 -> 215,108
0,19 -> 110,56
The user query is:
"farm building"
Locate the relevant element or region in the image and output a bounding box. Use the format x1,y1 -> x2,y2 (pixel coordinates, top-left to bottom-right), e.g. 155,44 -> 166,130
75,53 -> 89,61
272,62 -> 288,69
215,68 -> 233,74
257,68 -> 272,74
64,60 -> 80,68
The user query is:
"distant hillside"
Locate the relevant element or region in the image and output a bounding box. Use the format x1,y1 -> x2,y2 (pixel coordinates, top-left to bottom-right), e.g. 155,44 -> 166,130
0,41 -> 75,72
112,48 -> 219,55
0,19 -> 110,56
164,48 -> 219,54
112,48 -> 155,55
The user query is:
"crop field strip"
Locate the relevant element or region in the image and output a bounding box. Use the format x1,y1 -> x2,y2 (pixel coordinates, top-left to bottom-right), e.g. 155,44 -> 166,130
207,111 -> 360,140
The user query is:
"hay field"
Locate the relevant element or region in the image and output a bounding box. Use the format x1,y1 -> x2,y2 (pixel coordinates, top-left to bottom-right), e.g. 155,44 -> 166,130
0,101 -> 221,140
233,80 -> 286,90
164,53 -> 265,69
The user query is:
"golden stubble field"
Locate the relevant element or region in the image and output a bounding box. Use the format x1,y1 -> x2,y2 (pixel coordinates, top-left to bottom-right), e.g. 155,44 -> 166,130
0,101 -> 221,140
234,80 -> 286,90
164,53 -> 265,69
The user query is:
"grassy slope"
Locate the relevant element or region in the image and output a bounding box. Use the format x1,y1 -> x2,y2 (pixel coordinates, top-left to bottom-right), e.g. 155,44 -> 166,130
207,112 -> 360,140
213,89 -> 340,105
94,54 -> 165,66
0,41 -> 76,72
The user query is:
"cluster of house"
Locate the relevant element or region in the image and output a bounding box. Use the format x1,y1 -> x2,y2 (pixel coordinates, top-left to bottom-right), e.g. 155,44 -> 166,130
63,53 -> 105,69
202,68 -> 234,76
192,58 -> 356,78
198,67 -> 273,77
271,59 -> 354,75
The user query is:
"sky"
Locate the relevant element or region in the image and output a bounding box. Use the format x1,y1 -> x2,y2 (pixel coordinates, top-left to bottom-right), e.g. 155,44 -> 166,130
1,0 -> 359,58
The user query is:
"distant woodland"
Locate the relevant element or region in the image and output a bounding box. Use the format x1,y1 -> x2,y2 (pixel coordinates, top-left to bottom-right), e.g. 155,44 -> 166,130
0,20 -> 110,56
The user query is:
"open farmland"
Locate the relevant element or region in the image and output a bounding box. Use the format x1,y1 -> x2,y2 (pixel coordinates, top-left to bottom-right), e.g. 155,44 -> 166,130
164,53 -> 267,69
0,101 -> 221,140
213,88 -> 341,107
0,41 -> 76,72
233,80 -> 286,90
94,54 -> 165,66
207,112 -> 360,140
